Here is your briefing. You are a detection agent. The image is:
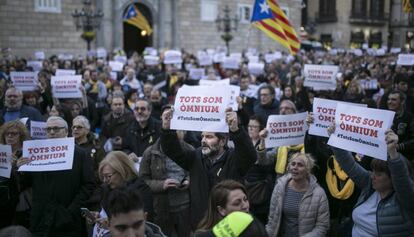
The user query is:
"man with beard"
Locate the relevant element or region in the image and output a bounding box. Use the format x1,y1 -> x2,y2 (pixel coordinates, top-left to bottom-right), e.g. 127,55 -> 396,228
149,89 -> 167,119
1,87 -> 43,126
160,107 -> 256,230
123,98 -> 161,159
101,96 -> 135,150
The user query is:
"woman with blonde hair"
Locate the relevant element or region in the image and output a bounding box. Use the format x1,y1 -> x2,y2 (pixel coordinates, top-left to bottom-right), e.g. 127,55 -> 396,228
266,153 -> 329,237
87,151 -> 153,237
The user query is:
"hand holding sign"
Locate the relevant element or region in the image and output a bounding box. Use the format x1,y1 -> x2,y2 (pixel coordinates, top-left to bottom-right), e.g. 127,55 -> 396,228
16,157 -> 31,168
225,108 -> 238,132
161,108 -> 173,130
385,129 -> 399,159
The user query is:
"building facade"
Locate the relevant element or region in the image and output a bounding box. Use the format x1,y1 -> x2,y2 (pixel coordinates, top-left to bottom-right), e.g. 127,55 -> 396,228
0,0 -> 303,58
304,0 -> 391,49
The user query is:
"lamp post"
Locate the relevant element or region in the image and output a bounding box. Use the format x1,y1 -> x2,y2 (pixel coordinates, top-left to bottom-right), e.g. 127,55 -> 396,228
72,0 -> 104,51
215,5 -> 239,55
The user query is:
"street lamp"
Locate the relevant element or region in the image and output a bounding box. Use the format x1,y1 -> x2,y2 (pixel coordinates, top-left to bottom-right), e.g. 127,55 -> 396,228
215,5 -> 239,55
72,0 -> 104,51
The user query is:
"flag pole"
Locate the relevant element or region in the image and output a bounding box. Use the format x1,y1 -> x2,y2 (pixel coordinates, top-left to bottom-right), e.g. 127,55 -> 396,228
244,25 -> 253,52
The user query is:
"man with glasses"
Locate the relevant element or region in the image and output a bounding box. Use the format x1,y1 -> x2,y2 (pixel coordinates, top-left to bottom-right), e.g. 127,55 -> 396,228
1,87 -> 43,126
253,84 -> 280,125
123,98 -> 161,161
17,116 -> 96,237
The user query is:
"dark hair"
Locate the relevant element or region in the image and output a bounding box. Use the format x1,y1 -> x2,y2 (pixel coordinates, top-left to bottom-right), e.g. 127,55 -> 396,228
258,84 -> 275,97
249,115 -> 264,130
103,187 -> 144,219
0,225 -> 32,237
371,156 -> 414,181
238,216 -> 268,237
394,73 -> 409,84
388,90 -> 407,108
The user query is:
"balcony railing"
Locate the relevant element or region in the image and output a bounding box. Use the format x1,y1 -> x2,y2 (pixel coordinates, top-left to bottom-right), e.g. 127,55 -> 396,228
349,11 -> 388,25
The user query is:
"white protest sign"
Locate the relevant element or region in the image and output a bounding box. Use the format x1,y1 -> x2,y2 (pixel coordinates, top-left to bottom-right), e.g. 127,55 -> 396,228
144,47 -> 158,56
222,57 -> 240,69
30,121 -> 47,139
198,51 -> 213,66
189,68 -> 205,80
0,145 -> 12,178
309,98 -> 367,137
10,71 -> 38,91
353,49 -> 363,56
144,55 -> 159,66
164,50 -> 182,64
213,52 -> 226,63
55,69 -> 76,76
229,85 -> 240,111
109,61 -> 124,72
110,71 -> 117,81
197,79 -> 238,111
58,53 -> 74,61
397,54 -> 414,65
199,78 -> 230,86
97,48 -> 107,58
114,55 -> 127,64
51,75 -> 82,98
359,79 -> 378,90
265,112 -> 308,148
248,62 -> 264,76
19,137 -> 75,172
171,85 -> 231,132
304,64 -> 338,90
327,104 -> 395,161
35,51 -> 45,60
248,55 -> 259,63
27,61 -> 43,71
390,48 -> 401,54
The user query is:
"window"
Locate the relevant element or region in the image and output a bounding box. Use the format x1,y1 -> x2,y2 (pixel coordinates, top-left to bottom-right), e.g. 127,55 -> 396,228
318,0 -> 337,22
280,7 -> 289,18
201,0 -> 218,22
370,0 -> 384,19
351,0 -> 367,18
238,4 -> 252,24
34,0 -> 61,13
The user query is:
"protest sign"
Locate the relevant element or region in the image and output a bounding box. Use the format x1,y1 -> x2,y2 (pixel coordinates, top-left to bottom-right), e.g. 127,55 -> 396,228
197,79 -> 239,110
390,48 -> 401,54
164,50 -> 182,64
58,53 -> 74,61
10,71 -> 38,91
30,121 -> 47,139
213,52 -> 226,63
229,85 -> 240,111
97,48 -> 107,58
265,112 -> 308,148
248,55 -> 259,63
189,68 -> 205,80
19,137 -> 75,172
397,54 -> 414,65
359,79 -> 378,90
198,51 -> 213,66
222,57 -> 240,69
109,61 -> 124,72
114,55 -> 127,64
303,64 -> 338,90
55,69 -> 76,76
51,75 -> 82,98
144,55 -> 159,66
35,51 -> 45,60
309,98 -> 367,137
171,85 -> 231,132
199,78 -> 230,86
27,61 -> 43,71
327,104 -> 395,161
248,62 -> 264,76
0,145 -> 12,178
144,47 -> 158,56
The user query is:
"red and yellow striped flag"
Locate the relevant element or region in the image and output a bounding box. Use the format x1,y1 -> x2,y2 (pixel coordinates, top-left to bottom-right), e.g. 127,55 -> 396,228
403,0 -> 413,13
251,0 -> 300,55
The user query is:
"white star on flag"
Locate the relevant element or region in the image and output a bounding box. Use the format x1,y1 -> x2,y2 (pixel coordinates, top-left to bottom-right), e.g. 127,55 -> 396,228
259,1 -> 270,14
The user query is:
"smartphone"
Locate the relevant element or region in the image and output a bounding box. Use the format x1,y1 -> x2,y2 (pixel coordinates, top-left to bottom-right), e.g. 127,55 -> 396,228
81,208 -> 96,222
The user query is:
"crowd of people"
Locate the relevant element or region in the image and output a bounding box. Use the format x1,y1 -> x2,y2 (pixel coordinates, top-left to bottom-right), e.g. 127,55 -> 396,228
0,47 -> 413,237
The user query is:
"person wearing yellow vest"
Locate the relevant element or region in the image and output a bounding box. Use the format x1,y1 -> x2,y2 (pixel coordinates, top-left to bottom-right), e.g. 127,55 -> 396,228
256,100 -> 305,178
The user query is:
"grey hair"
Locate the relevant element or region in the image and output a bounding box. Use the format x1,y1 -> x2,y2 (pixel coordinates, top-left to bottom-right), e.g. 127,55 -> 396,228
289,153 -> 315,174
47,116 -> 68,129
73,115 -> 91,130
6,87 -> 23,97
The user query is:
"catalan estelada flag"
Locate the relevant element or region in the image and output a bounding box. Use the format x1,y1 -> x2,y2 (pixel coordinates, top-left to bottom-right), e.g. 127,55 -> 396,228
403,0 -> 413,13
123,5 -> 153,35
251,0 -> 300,55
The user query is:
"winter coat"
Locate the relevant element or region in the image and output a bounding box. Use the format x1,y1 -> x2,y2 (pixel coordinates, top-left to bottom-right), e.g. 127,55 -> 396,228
332,148 -> 414,237
29,146 -> 96,237
266,174 -> 330,237
160,128 -> 257,229
122,117 -> 161,157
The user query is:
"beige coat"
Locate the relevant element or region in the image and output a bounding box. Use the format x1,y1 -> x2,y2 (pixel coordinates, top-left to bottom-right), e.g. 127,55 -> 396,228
266,174 -> 329,237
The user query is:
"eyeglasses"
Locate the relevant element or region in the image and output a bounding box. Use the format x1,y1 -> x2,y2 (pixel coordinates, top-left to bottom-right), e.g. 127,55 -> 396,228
102,172 -> 117,181
5,131 -> 19,137
72,125 -> 85,130
134,107 -> 147,111
46,127 -> 66,133
248,125 -> 260,129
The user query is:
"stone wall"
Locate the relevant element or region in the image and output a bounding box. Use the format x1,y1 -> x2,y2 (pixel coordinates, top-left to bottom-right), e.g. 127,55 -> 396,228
0,0 -> 86,58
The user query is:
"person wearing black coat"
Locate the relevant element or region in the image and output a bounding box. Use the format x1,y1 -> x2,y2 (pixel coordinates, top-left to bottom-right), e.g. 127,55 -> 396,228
160,108 -> 257,229
16,116 -> 96,237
